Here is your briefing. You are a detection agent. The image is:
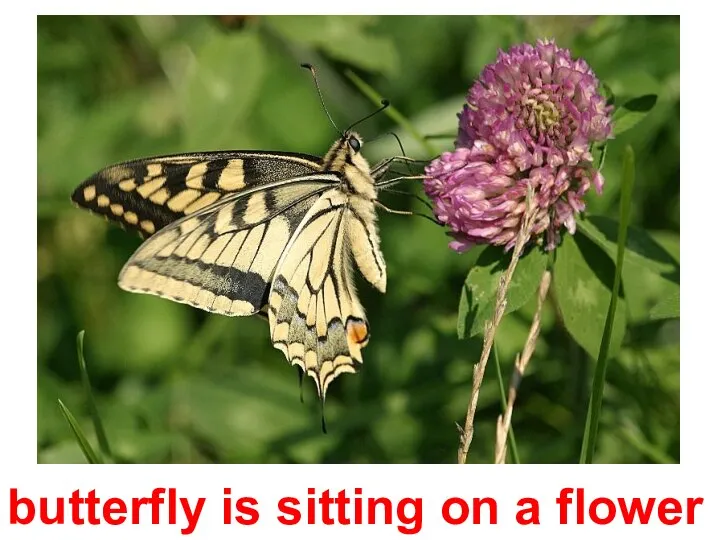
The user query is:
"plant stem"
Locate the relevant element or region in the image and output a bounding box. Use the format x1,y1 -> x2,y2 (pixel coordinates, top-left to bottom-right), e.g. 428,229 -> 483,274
494,270 -> 551,464
458,187 -> 539,464
493,344 -> 520,463
76,330 -> 112,459
579,145 -> 635,464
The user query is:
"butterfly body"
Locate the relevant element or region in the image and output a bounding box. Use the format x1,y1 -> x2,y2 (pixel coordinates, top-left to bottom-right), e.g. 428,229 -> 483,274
72,131 -> 390,399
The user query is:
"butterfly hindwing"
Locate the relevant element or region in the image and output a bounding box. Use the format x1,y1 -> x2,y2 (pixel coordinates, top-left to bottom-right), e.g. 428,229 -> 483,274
118,175 -> 340,316
71,151 -> 324,237
268,188 -> 385,398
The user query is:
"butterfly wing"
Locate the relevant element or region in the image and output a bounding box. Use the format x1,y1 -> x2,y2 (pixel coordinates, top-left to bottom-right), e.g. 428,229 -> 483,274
117,175 -> 340,316
268,189 -> 386,398
72,137 -> 391,399
71,151 -> 324,237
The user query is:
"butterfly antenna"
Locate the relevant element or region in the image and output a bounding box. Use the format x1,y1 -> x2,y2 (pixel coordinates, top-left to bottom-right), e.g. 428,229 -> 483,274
345,99 -> 391,133
301,63 -> 342,136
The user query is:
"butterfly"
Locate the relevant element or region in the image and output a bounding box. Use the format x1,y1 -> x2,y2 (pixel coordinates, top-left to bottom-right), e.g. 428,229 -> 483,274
71,103 -> 421,404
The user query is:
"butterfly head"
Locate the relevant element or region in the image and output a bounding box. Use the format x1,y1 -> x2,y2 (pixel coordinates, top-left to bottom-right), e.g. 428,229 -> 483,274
324,131 -> 366,168
322,131 -> 376,200
337,130 -> 363,154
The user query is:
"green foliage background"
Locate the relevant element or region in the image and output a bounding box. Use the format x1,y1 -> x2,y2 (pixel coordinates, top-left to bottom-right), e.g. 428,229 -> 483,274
37,15 -> 680,464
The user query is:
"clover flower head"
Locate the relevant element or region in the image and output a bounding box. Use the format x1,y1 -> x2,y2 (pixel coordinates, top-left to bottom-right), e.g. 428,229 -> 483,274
425,38 -> 612,253
458,38 -> 612,169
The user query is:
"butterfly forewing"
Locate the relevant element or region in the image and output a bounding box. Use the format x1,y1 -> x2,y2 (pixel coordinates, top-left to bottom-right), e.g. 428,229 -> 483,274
71,151 -> 324,237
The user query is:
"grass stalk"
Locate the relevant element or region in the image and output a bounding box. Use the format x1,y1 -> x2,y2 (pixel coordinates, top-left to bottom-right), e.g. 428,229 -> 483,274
579,145 -> 635,464
57,399 -> 102,464
76,330 -> 112,460
458,186 -> 539,464
494,270 -> 551,464
492,344 -> 520,463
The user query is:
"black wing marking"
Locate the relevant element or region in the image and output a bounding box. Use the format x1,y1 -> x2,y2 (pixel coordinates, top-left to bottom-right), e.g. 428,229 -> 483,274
118,175 -> 340,316
268,189 -> 371,398
71,150 -> 324,238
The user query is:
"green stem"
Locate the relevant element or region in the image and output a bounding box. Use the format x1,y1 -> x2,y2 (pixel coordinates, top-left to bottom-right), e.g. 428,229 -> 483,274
493,343 -> 520,463
579,145 -> 634,464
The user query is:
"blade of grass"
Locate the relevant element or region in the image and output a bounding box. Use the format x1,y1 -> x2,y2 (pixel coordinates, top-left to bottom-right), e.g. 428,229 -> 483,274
57,399 -> 102,464
579,145 -> 635,464
76,330 -> 112,460
344,69 -> 438,157
492,343 -> 520,464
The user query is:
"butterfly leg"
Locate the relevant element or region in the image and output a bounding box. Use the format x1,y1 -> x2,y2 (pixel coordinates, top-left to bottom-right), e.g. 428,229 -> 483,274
374,199 -> 442,226
371,156 -> 424,180
374,201 -> 414,216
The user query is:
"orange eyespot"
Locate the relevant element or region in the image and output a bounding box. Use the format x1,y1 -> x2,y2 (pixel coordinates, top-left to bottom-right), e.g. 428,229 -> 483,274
347,318 -> 369,346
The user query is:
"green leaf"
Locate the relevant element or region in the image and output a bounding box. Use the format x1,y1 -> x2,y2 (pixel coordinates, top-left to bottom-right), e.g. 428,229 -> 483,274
554,234 -> 627,361
580,145 -> 635,464
57,400 -> 101,464
181,31 -> 266,148
601,81 -> 616,107
622,257 -> 680,324
612,94 -> 658,136
458,245 -> 548,339
264,16 -> 399,75
76,330 -> 112,460
577,215 -> 678,282
649,290 -> 680,320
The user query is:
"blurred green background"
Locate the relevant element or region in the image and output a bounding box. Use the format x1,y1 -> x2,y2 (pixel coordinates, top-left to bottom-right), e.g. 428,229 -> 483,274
37,15 -> 679,464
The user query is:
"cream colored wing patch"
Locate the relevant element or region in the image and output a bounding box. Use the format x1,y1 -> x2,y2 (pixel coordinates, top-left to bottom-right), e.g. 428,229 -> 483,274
118,178 -> 335,316
267,190 -> 372,399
